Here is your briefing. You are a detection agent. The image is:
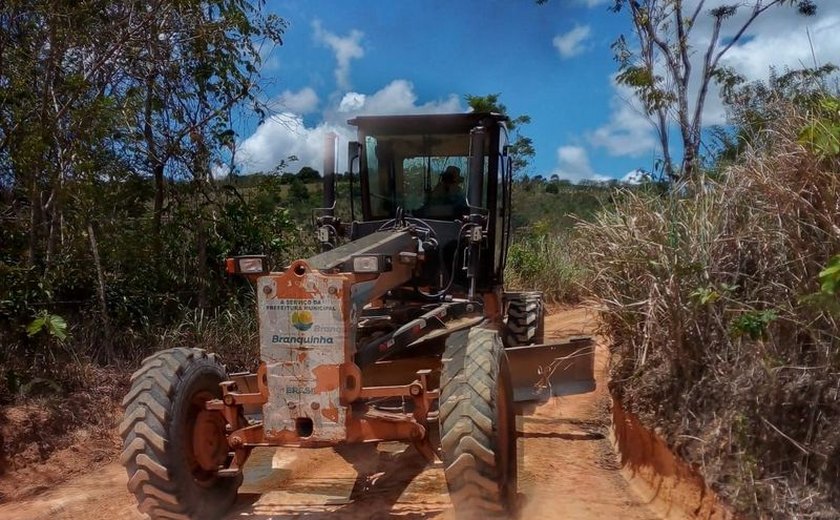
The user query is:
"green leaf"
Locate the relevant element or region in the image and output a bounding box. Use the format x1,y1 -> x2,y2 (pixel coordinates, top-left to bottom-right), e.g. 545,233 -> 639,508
720,283 -> 740,293
46,315 -> 68,341
819,255 -> 840,294
26,316 -> 47,337
690,286 -> 720,305
25,312 -> 68,341
730,310 -> 778,340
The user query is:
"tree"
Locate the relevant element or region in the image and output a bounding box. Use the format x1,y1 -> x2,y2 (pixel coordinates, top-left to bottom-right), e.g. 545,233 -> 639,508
608,0 -> 817,181
712,64 -> 838,165
118,0 -> 286,240
0,1 -> 288,357
296,166 -> 321,183
465,93 -> 535,174
0,1 -> 160,270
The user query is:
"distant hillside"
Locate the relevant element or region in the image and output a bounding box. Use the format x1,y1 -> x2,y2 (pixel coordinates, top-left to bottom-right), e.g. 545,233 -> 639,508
510,179 -> 618,232
224,172 -> 623,233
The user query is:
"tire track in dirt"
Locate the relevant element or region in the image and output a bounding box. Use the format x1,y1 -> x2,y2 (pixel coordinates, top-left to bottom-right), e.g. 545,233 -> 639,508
0,307 -> 665,520
516,308 -> 661,520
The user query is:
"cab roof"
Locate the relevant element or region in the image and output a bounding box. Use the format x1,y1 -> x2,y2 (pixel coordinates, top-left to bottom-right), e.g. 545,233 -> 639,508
347,112 -> 507,135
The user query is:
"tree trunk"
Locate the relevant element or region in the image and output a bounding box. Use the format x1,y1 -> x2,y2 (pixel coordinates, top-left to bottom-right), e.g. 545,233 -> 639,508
681,136 -> 697,181
87,221 -> 112,359
152,161 -> 165,238
44,180 -> 61,274
656,108 -> 675,180
144,63 -> 165,247
27,181 -> 40,267
197,214 -> 208,308
193,127 -> 210,309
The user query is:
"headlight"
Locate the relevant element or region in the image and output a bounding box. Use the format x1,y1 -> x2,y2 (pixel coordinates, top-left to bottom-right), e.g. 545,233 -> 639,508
225,255 -> 269,275
350,255 -> 390,273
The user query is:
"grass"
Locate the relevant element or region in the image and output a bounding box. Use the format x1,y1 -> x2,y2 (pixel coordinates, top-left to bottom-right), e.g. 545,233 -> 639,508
505,228 -> 589,303
577,101 -> 840,517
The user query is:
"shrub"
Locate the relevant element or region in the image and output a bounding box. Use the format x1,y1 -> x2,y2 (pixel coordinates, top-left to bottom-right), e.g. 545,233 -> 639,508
505,226 -> 588,303
579,101 -> 840,517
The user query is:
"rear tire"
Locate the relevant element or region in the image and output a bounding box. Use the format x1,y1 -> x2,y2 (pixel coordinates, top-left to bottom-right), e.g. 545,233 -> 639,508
505,292 -> 545,346
120,348 -> 241,520
439,328 -> 517,519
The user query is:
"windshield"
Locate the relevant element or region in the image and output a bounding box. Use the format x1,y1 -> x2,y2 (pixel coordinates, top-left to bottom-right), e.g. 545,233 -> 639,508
364,132 -> 486,219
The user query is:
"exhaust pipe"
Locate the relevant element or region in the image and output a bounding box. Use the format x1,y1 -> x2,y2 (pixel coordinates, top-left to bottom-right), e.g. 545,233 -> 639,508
468,126 -> 485,208
323,132 -> 337,216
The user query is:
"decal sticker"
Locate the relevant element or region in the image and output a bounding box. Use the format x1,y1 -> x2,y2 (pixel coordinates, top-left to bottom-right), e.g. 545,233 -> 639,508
258,275 -> 347,441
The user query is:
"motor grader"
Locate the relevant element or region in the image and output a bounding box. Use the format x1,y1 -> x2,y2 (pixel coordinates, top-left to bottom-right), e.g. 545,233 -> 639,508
120,112 -> 594,519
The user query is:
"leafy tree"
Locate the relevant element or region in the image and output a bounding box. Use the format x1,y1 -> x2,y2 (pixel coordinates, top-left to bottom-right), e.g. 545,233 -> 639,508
607,0 -> 817,180
297,166 -> 321,183
711,64 -> 838,166
0,1 -> 289,362
118,0 -> 286,239
465,93 -> 535,174
0,1 -> 153,271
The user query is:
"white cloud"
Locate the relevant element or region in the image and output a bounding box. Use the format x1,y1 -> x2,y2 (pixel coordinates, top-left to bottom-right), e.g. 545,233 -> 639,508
588,80 -> 658,157
553,25 -> 591,59
236,113 -> 354,174
621,169 -> 651,184
581,0 -> 608,6
712,12 -> 840,122
337,80 -> 462,116
690,2 -> 840,126
312,20 -> 364,91
338,92 -> 366,112
273,88 -> 319,114
237,81 -> 464,174
548,145 -> 611,183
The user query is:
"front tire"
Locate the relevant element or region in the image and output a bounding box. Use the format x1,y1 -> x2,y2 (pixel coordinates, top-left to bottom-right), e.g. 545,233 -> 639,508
120,348 -> 241,520
439,328 -> 517,519
505,291 -> 545,347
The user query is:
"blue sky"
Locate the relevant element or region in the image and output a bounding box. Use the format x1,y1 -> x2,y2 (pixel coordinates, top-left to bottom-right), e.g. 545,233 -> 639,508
236,0 -> 840,182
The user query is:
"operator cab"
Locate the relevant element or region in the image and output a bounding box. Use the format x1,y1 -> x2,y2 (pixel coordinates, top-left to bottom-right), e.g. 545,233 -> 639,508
345,112 -> 513,292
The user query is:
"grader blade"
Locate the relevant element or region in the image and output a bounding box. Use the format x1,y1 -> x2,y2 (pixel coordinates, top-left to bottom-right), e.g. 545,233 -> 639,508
506,336 -> 596,402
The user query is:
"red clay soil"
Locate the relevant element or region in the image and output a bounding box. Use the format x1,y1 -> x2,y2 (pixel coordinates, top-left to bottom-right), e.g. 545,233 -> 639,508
0,307 -> 729,520
0,367 -> 127,504
0,404 -> 120,501
612,400 -> 737,520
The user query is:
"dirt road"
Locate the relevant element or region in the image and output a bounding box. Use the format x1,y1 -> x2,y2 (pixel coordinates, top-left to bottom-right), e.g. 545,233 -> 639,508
0,307 -> 664,520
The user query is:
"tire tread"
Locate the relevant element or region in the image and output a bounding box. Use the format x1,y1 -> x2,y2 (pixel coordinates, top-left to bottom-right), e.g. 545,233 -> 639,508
120,348 -> 236,519
439,328 -> 515,519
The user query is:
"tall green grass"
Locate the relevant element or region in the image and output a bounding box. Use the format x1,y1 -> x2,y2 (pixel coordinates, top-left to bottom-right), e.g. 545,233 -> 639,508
505,228 -> 588,303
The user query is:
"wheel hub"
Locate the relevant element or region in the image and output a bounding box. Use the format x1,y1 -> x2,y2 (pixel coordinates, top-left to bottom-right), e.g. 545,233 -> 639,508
193,409 -> 228,473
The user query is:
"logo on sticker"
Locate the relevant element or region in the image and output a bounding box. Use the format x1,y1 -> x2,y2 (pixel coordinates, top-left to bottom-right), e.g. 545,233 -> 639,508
291,310 -> 314,331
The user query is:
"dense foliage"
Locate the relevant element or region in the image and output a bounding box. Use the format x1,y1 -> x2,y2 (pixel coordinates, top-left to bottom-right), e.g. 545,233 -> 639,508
0,1 -> 294,398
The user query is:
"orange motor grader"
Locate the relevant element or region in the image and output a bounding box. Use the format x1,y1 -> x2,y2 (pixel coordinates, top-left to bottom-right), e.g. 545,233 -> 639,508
120,112 -> 594,519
